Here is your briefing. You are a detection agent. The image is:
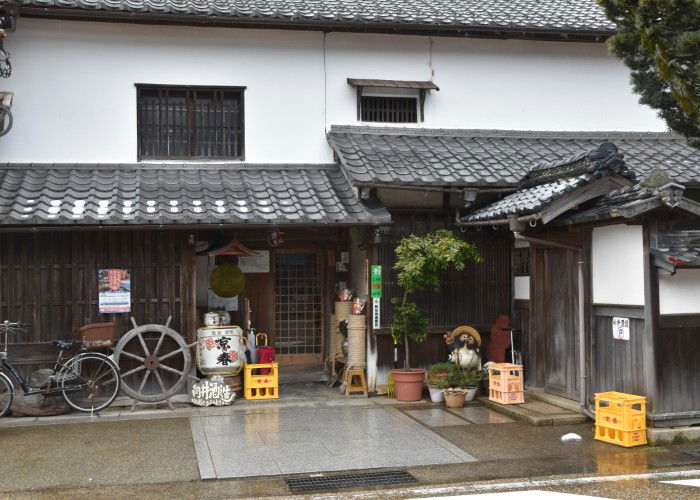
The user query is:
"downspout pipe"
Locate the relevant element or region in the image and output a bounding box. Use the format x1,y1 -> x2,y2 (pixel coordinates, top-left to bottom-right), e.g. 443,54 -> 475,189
512,232 -> 596,420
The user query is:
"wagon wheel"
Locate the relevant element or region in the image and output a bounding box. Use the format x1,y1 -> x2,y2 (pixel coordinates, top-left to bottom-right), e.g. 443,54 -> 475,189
114,317 -> 198,404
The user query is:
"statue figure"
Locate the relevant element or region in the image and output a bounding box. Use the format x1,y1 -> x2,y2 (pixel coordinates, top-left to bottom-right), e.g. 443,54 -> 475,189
444,326 -> 482,372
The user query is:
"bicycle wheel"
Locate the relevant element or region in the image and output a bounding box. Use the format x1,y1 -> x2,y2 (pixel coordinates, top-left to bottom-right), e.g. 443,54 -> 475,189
60,353 -> 121,413
0,373 -> 13,418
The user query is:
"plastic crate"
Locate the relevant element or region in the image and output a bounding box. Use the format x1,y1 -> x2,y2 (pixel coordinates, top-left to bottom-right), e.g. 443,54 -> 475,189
244,362 -> 279,400
595,425 -> 647,447
594,391 -> 647,447
488,363 -> 524,393
489,387 -> 524,404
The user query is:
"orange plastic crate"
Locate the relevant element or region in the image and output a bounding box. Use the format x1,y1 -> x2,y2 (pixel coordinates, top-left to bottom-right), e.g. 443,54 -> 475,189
488,363 -> 524,393
489,387 -> 524,405
595,425 -> 647,448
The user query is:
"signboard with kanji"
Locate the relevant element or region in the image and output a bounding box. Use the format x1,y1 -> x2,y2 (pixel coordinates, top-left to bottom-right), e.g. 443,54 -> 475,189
98,268 -> 131,313
612,317 -> 630,340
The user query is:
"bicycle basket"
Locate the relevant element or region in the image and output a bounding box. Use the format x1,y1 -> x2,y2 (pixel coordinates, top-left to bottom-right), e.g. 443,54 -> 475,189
79,322 -> 116,350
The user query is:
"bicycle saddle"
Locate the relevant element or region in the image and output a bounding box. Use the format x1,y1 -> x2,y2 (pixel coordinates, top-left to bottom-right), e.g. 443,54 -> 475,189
52,340 -> 76,351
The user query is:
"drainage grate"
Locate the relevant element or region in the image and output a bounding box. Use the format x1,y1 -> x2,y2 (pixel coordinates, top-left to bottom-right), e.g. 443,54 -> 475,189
682,448 -> 700,458
285,470 -> 418,492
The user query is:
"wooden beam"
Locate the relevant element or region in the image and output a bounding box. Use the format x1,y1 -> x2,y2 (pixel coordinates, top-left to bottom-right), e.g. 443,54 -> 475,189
642,218 -> 660,411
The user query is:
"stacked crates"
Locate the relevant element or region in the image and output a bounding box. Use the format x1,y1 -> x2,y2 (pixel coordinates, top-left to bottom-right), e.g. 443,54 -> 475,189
243,362 -> 279,400
594,391 -> 647,447
488,363 -> 524,404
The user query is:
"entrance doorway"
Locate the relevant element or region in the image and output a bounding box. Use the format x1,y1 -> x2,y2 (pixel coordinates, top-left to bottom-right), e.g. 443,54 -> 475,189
274,251 -> 323,365
541,248 -> 581,400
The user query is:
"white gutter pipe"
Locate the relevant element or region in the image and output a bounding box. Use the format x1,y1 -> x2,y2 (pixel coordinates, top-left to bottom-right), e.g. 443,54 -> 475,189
512,232 -> 595,420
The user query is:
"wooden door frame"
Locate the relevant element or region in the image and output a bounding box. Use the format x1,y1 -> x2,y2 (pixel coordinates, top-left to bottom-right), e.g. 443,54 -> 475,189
271,247 -> 326,366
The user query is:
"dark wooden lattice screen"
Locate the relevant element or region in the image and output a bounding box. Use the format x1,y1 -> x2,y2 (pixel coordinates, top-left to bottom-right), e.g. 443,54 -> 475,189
360,96 -> 418,123
137,85 -> 244,159
274,253 -> 322,356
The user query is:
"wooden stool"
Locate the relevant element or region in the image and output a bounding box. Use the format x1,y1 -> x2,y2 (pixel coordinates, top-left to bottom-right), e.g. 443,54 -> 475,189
345,368 -> 368,396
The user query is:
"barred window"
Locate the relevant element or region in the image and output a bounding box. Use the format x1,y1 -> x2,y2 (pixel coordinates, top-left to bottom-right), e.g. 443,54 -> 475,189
137,85 -> 244,160
360,95 -> 418,123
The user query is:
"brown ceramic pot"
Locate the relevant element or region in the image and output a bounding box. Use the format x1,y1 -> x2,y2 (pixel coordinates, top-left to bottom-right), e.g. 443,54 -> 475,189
391,368 -> 426,401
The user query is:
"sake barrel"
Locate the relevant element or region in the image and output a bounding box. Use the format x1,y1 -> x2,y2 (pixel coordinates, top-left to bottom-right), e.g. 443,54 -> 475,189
196,325 -> 246,376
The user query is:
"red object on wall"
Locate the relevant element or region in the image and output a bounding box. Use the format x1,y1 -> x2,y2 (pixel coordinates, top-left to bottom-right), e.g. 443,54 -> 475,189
485,315 -> 511,363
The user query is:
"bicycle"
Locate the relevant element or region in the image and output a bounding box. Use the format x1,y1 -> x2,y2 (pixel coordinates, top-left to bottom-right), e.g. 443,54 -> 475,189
0,320 -> 121,417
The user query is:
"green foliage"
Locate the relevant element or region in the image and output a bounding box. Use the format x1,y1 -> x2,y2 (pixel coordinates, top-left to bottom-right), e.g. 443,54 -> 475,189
390,230 -> 482,369
428,362 -> 458,375
439,369 -> 485,389
394,229 -> 483,294
390,298 -> 428,344
209,264 -> 245,298
598,0 -> 700,147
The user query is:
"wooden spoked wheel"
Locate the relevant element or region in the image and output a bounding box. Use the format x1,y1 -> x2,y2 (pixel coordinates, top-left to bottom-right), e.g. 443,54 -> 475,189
114,319 -> 195,403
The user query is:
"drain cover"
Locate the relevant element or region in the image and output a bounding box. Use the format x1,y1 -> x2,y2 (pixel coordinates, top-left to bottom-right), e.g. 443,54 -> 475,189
682,448 -> 700,458
285,470 -> 418,492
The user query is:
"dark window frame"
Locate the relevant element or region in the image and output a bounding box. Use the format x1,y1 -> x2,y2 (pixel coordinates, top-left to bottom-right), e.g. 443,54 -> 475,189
355,88 -> 427,123
360,95 -> 419,123
136,84 -> 246,161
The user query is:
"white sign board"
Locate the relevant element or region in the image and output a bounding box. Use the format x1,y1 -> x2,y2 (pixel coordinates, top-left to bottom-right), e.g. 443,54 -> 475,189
190,376 -> 235,407
238,250 -> 270,273
612,317 -> 630,340
372,297 -> 381,330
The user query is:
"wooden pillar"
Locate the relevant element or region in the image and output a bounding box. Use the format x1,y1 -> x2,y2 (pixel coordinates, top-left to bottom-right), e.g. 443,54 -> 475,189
642,218 -> 660,412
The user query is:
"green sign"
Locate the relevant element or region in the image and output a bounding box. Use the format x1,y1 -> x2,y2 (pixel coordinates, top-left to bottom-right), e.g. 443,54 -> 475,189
370,265 -> 382,298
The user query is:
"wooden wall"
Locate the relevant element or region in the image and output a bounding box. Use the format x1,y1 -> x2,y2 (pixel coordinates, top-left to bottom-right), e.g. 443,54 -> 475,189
590,305 -> 646,398
655,314 -> 700,419
0,230 -> 196,373
371,212 -> 512,368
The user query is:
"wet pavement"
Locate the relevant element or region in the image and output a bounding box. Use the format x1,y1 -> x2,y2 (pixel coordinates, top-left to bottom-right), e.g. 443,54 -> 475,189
0,383 -> 698,498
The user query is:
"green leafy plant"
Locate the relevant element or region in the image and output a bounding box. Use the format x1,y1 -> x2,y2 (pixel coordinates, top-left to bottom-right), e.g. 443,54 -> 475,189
428,362 -> 457,375
391,229 -> 482,369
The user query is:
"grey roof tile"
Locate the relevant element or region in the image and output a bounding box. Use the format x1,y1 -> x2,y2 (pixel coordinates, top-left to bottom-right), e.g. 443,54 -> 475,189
12,0 -> 616,35
327,126 -> 700,188
0,163 -> 390,226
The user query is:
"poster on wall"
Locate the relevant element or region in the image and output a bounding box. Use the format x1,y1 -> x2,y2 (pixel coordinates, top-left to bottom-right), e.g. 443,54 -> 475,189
612,317 -> 630,340
238,250 -> 270,273
98,268 -> 131,313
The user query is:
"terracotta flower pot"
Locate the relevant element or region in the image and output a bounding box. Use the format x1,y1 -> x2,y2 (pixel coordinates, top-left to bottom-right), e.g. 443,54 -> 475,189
391,368 -> 426,402
443,389 -> 467,408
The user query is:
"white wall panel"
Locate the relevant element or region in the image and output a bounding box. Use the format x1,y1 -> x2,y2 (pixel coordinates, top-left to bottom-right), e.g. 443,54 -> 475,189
659,269 -> 700,315
3,18 -> 667,164
514,276 -> 530,300
591,225 -> 645,305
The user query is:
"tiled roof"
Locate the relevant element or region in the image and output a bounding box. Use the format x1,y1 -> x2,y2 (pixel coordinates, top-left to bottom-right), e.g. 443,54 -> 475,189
327,127 -> 700,188
12,0 -> 616,37
0,163 -> 390,226
462,142 -> 635,223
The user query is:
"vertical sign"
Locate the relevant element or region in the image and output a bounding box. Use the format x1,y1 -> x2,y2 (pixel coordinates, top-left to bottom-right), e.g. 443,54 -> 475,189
371,265 -> 382,330
98,268 -> 131,313
612,317 -> 630,340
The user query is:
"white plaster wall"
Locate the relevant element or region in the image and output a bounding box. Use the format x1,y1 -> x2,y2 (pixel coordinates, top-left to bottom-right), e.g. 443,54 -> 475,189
591,224 -> 645,305
2,18 -> 667,163
659,269 -> 700,315
4,18 -> 329,163
514,276 -> 530,300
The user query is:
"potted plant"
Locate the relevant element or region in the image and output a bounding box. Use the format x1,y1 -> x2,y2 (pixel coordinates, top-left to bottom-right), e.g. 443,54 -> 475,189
440,371 -> 473,408
390,230 -> 482,401
427,362 -> 456,403
464,369 -> 487,402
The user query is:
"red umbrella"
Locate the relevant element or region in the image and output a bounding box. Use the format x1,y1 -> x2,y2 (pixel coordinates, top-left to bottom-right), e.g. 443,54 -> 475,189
255,332 -> 275,375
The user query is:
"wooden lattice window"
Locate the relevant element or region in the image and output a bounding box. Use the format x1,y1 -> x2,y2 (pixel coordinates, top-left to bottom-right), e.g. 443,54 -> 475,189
137,85 -> 245,160
360,96 -> 418,123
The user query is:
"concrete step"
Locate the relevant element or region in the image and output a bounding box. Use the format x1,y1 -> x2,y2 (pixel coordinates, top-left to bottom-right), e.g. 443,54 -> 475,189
479,392 -> 589,427
278,364 -> 329,384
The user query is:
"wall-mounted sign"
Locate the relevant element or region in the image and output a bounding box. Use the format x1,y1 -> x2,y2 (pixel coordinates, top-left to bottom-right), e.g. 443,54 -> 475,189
238,250 -> 270,273
372,297 -> 381,330
98,268 -> 131,313
208,289 -> 238,311
612,317 -> 630,340
371,265 -> 382,298
190,375 -> 235,407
